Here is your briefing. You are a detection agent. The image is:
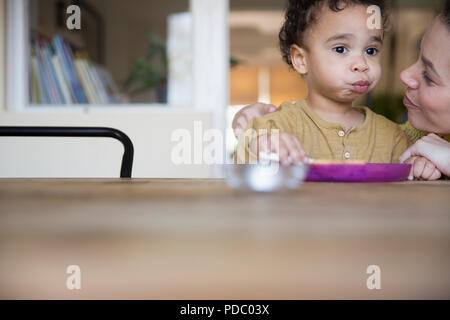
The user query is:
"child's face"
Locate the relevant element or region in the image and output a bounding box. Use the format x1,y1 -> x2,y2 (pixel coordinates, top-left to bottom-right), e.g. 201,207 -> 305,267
292,4 -> 383,103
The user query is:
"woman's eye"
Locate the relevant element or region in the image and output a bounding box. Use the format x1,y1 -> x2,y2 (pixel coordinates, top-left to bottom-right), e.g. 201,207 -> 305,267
333,46 -> 347,54
422,71 -> 434,85
365,47 -> 378,56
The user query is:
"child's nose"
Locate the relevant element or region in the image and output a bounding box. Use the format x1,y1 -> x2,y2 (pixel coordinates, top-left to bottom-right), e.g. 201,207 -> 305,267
351,61 -> 369,73
350,56 -> 369,73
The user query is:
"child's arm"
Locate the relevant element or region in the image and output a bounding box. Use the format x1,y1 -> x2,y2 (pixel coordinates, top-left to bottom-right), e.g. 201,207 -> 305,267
249,131 -> 307,166
235,104 -> 306,165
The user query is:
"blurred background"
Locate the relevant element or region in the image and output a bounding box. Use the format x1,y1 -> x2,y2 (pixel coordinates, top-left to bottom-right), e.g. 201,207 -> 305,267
0,0 -> 447,178
25,0 -> 445,114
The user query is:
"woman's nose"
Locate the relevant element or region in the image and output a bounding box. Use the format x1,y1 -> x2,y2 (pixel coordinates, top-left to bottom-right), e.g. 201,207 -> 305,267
400,64 -> 419,89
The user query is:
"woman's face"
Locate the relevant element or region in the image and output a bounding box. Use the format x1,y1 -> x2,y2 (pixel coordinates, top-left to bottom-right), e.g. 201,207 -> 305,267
400,17 -> 450,134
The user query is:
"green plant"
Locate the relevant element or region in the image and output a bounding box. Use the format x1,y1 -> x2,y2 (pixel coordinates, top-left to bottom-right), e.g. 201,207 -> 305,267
122,33 -> 168,97
230,56 -> 240,68
123,33 -> 241,98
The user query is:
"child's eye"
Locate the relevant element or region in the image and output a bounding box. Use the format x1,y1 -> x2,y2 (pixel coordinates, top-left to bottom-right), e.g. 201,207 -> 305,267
422,71 -> 434,85
365,47 -> 378,56
333,46 -> 348,54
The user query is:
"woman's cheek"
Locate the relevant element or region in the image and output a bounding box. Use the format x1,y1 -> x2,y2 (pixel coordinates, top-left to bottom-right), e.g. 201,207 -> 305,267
419,88 -> 442,125
420,87 -> 450,131
420,87 -> 439,114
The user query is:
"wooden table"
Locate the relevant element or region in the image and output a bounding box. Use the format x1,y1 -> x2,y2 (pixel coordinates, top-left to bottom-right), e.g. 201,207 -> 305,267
0,179 -> 449,299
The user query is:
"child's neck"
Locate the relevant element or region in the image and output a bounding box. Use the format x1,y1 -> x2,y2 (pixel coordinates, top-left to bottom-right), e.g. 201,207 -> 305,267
306,92 -> 365,132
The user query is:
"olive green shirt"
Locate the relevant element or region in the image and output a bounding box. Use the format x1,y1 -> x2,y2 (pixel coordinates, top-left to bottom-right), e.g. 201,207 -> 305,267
237,99 -> 410,164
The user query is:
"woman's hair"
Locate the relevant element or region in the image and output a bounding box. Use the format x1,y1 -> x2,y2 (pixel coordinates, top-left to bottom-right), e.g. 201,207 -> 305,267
441,0 -> 450,31
279,0 -> 389,67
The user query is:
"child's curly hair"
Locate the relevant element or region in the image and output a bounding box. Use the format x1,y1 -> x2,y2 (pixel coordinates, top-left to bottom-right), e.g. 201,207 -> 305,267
279,0 -> 389,67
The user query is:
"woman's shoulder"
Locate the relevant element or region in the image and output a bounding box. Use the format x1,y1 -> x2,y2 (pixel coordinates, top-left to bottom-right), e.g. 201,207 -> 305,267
398,121 -> 427,143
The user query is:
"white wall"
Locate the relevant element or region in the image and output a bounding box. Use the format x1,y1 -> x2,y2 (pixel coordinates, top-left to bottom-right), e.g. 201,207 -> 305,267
0,0 -> 5,112
0,110 -> 213,178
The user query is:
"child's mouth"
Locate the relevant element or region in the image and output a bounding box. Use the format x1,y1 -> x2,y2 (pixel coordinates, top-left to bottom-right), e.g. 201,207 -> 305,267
351,81 -> 370,94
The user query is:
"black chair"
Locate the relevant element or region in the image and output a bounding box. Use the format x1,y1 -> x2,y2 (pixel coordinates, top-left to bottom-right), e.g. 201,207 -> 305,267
0,126 -> 134,178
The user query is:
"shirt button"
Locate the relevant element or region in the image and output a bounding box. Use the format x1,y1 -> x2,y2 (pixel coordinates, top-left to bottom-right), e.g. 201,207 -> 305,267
338,130 -> 345,137
344,152 -> 351,159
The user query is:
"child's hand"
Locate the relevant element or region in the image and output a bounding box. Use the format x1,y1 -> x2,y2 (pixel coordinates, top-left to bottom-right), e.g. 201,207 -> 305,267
404,156 -> 442,181
399,134 -> 450,177
250,132 -> 307,166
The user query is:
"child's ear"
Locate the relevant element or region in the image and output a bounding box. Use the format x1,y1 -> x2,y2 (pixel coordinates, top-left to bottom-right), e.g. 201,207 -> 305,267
290,44 -> 308,75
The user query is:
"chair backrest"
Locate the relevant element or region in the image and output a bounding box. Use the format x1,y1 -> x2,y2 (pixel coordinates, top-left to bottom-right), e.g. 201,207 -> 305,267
0,126 -> 134,178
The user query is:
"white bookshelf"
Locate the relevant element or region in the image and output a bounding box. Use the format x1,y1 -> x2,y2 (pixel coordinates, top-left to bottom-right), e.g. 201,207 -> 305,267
5,0 -> 229,114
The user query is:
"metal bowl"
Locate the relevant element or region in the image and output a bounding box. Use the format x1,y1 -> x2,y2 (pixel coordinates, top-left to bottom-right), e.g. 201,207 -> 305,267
224,161 -> 309,192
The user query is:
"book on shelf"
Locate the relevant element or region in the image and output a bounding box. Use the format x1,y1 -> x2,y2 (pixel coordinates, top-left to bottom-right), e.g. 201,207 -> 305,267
30,33 -> 126,105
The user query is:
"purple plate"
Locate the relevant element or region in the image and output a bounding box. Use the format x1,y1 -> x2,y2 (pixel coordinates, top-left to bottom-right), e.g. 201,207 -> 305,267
306,163 -> 412,182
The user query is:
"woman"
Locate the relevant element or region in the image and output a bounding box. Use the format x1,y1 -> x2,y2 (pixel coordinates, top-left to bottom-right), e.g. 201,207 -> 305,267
232,1 -> 450,179
397,2 -> 450,178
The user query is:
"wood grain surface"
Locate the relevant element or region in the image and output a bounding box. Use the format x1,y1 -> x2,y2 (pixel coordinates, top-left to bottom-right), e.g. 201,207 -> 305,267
0,179 -> 449,299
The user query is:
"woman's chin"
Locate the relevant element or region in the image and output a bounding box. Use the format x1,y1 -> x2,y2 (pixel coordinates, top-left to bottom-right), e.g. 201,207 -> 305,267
408,110 -> 431,133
